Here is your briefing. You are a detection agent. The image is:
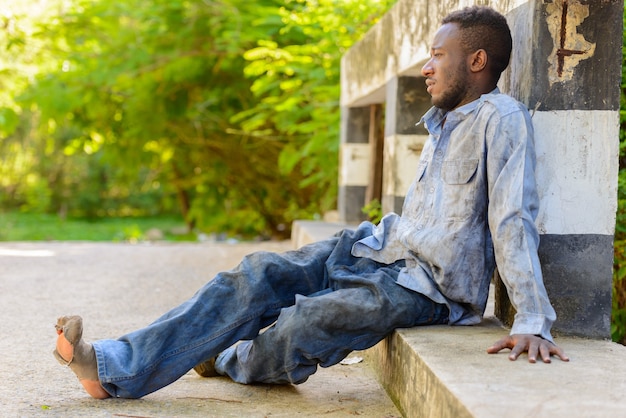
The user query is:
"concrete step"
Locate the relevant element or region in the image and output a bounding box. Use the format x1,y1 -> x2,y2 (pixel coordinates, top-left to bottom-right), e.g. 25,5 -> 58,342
292,220 -> 626,418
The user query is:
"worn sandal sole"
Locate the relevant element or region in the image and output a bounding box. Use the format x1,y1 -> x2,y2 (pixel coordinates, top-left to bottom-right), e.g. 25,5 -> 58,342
193,357 -> 220,377
53,315 -> 99,381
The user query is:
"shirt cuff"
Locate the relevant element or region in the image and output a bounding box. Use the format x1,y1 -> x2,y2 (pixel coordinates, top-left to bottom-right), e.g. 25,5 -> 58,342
510,312 -> 555,343
351,213 -> 405,264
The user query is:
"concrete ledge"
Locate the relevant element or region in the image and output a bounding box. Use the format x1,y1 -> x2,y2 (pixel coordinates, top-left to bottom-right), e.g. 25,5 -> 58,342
291,220 -> 357,248
292,220 -> 626,418
367,321 -> 626,418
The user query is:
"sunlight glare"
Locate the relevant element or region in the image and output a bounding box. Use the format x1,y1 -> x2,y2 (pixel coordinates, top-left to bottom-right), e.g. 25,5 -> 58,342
0,248 -> 55,257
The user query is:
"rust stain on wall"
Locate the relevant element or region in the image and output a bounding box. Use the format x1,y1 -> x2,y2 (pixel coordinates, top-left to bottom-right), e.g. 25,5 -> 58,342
546,0 -> 596,85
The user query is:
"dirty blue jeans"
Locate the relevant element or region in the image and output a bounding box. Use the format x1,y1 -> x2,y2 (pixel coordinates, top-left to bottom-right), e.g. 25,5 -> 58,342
93,226 -> 449,398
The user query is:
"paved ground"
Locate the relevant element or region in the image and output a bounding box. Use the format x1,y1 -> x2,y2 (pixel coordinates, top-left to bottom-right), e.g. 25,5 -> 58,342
0,241 -> 400,418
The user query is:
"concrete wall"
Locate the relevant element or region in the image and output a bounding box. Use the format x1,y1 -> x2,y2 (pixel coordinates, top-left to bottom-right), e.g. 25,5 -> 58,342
339,0 -> 623,338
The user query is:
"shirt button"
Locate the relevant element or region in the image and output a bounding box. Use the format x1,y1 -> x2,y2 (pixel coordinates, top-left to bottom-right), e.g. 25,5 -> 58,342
436,150 -> 443,158
417,224 -> 424,230
429,187 -> 435,193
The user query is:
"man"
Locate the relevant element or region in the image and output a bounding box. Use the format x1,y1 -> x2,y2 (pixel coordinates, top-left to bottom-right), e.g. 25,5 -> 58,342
54,5 -> 568,400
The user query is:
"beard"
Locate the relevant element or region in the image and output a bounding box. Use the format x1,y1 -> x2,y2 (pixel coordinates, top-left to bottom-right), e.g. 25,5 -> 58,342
431,63 -> 469,111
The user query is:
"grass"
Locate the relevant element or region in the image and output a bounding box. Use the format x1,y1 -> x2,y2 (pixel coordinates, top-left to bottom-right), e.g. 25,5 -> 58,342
0,212 -> 196,242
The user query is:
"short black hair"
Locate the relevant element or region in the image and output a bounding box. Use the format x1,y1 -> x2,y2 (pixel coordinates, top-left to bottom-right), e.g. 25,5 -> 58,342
442,6 -> 512,80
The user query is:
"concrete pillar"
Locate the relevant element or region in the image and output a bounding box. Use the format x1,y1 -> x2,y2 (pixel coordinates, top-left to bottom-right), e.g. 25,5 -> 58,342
338,106 -> 371,223
382,76 -> 431,214
495,0 -> 622,338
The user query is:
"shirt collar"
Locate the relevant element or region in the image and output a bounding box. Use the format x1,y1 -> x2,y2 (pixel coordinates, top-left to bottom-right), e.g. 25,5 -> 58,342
417,88 -> 501,131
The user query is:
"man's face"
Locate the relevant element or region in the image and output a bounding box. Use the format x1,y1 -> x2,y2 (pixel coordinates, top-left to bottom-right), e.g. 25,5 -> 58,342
421,23 -> 470,111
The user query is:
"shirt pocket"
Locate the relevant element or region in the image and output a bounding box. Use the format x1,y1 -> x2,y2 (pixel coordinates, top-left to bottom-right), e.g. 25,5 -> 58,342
442,159 -> 478,184
440,159 -> 479,221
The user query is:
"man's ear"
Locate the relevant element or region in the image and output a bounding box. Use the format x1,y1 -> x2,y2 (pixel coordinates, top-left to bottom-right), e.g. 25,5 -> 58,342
469,49 -> 488,73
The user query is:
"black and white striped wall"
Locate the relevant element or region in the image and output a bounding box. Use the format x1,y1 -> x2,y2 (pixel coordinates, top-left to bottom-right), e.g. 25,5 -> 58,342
339,0 -> 622,338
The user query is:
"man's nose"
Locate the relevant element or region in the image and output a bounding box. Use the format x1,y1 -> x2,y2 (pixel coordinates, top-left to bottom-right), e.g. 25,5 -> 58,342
421,59 -> 433,77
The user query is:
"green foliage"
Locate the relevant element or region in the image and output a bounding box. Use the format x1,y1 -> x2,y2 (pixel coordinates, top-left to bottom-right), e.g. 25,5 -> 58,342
612,254 -> 626,344
362,199 -> 383,225
0,212 -> 189,242
0,0 -> 396,239
233,0 -> 397,211
612,8 -> 626,345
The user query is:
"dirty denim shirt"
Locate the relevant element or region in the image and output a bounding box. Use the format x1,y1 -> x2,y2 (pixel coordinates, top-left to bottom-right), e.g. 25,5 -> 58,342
352,90 -> 557,342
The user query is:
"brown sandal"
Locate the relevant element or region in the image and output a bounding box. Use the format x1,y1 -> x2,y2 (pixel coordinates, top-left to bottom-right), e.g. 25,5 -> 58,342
53,315 -> 109,398
53,315 -> 98,381
193,357 -> 220,377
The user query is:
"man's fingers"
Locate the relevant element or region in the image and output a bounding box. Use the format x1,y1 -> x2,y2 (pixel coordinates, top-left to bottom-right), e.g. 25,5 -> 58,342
512,339 -> 570,363
487,336 -> 513,354
551,345 -> 570,362
487,334 -> 569,363
539,343 -> 551,363
539,341 -> 569,362
527,340 -> 539,363
508,341 -> 526,361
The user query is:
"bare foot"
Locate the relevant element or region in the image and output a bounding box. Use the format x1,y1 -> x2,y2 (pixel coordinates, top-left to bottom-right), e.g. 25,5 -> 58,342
55,316 -> 111,399
79,380 -> 111,399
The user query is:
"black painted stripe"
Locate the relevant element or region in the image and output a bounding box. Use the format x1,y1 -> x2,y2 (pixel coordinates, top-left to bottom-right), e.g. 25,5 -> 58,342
339,185 -> 368,223
496,233 -> 613,339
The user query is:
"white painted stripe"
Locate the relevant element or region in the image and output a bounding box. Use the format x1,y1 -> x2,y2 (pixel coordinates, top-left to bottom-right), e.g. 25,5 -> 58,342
339,143 -> 370,187
383,134 -> 428,196
377,112 -> 617,235
533,110 -> 619,235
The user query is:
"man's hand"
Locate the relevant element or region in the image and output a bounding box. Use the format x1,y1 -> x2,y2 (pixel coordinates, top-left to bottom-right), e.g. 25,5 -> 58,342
487,334 -> 569,363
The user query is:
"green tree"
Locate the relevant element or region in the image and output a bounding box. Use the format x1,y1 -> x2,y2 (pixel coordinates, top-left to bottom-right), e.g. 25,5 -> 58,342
0,0 -> 396,238
612,7 -> 626,345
